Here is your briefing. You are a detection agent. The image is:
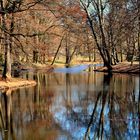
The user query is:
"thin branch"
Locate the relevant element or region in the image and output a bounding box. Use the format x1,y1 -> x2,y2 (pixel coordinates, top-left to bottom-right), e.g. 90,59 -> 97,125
0,1 -> 41,15
12,36 -> 28,55
0,24 -> 60,38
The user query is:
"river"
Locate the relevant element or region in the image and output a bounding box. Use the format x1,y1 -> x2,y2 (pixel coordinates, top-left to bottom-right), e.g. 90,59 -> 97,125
0,65 -> 139,140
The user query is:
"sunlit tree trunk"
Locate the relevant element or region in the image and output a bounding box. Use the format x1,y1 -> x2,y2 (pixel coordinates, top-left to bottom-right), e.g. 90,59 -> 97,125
2,15 -> 11,79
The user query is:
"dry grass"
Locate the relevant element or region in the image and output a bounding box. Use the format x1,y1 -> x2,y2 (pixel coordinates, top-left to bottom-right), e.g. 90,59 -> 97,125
94,62 -> 140,74
0,76 -> 36,91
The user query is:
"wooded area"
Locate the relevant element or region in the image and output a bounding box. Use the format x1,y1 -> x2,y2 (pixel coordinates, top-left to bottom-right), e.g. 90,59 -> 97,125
0,0 -> 139,79
0,1 -> 139,139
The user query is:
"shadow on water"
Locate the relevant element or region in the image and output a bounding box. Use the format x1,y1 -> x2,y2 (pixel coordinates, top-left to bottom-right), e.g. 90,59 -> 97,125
0,68 -> 139,140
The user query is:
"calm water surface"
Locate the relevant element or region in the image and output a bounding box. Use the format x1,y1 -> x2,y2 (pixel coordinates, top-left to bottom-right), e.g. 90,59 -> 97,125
0,68 -> 139,140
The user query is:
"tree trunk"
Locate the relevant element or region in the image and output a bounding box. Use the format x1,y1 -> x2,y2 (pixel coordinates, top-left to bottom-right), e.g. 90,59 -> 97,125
65,33 -> 70,67
2,15 -> 11,79
33,50 -> 38,63
51,35 -> 64,65
80,0 -> 112,71
3,41 -> 11,79
65,46 -> 70,67
120,45 -> 123,62
93,42 -> 96,62
87,16 -> 112,71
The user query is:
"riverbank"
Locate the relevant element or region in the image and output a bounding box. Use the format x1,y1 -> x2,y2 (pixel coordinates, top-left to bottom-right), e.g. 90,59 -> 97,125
26,61 -> 140,74
0,76 -> 36,91
94,62 -> 140,74
0,61 -> 139,91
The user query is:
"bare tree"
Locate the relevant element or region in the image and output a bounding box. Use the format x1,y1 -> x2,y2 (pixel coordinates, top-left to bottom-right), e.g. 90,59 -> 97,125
80,0 -> 112,71
0,0 -> 44,79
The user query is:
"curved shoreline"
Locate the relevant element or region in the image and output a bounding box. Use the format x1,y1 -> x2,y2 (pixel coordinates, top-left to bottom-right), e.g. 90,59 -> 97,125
0,62 -> 139,91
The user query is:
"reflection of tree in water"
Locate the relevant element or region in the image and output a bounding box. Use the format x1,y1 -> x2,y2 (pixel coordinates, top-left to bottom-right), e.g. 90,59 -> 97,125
27,72 -> 55,122
84,74 -> 112,140
0,72 -> 57,140
63,73 -> 97,125
0,89 -> 16,140
0,72 -> 139,140
55,72 -> 139,140
84,74 -> 139,140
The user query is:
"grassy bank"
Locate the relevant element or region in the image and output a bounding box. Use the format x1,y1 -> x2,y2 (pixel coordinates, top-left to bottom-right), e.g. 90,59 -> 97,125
0,76 -> 36,91
94,62 -> 140,74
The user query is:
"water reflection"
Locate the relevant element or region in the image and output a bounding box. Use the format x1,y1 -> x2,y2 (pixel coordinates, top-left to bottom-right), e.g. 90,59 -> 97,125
0,71 -> 139,140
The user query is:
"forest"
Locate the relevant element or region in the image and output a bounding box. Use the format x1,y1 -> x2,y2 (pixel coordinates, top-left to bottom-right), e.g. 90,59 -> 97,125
0,1 -> 140,140
0,0 -> 139,79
